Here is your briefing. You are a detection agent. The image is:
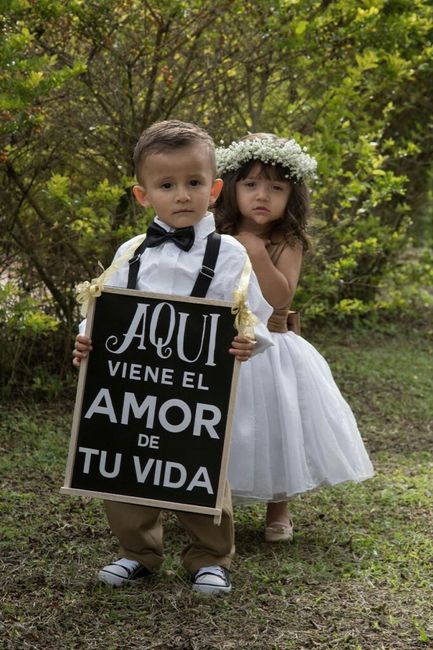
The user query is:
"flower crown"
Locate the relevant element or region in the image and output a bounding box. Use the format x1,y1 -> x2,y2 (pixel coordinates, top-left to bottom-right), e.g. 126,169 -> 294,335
216,137 -> 317,182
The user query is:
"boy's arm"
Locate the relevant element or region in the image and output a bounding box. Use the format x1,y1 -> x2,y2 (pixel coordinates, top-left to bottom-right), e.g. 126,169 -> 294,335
229,335 -> 256,362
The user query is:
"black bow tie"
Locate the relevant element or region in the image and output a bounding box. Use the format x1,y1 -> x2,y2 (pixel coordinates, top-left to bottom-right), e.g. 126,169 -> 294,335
145,222 -> 195,252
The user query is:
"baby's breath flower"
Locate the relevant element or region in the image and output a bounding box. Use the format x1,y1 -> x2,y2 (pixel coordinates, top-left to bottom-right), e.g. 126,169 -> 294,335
216,137 -> 317,182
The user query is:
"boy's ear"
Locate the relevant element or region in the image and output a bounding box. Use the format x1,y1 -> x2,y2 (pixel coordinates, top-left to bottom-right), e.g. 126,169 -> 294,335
132,184 -> 150,208
209,178 -> 223,204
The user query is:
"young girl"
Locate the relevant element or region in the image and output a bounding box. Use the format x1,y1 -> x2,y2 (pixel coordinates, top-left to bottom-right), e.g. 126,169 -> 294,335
214,133 -> 374,542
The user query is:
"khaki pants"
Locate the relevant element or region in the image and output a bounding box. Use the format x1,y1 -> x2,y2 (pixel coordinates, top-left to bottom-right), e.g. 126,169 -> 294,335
103,480 -> 235,574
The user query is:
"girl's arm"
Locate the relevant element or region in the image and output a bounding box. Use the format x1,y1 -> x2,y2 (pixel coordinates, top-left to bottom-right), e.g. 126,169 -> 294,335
236,233 -> 302,309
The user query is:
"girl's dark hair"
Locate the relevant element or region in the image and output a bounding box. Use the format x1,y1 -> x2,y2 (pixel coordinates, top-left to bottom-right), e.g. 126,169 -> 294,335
214,134 -> 311,251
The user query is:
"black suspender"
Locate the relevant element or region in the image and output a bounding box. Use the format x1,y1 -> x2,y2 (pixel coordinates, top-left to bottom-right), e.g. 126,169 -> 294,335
190,232 -> 221,298
127,232 -> 221,298
127,238 -> 148,290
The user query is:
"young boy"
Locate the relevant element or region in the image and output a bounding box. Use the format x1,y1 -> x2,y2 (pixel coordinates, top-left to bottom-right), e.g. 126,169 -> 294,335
73,120 -> 273,595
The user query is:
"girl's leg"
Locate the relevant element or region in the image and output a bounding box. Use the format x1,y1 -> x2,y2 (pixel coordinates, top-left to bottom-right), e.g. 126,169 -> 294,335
265,500 -> 293,542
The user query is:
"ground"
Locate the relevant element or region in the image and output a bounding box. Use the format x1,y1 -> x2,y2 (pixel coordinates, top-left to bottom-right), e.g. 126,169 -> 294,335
1,323 -> 432,649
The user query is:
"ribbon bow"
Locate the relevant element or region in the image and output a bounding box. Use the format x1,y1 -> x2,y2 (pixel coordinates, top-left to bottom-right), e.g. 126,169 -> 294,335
145,222 -> 195,251
231,290 -> 259,337
75,276 -> 105,318
75,234 -> 147,317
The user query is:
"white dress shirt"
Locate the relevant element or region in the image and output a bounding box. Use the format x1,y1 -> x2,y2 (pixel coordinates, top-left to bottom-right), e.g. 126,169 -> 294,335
85,212 -> 273,353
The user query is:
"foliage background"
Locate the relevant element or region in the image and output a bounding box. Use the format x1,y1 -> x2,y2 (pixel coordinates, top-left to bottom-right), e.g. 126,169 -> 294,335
1,0 -> 433,395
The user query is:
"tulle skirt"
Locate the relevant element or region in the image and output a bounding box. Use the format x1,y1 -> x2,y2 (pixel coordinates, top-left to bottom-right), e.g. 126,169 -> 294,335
228,332 -> 374,503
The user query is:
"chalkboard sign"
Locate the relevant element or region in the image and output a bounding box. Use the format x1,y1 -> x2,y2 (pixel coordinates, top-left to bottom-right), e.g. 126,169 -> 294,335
61,287 -> 239,523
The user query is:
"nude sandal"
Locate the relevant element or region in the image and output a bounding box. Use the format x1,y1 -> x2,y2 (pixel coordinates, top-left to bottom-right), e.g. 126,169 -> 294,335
264,520 -> 294,543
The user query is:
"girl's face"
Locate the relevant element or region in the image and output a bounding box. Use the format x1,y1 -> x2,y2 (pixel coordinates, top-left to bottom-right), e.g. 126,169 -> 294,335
235,163 -> 291,234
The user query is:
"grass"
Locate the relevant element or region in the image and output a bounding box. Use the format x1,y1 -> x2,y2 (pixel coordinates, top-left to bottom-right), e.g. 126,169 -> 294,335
1,322 -> 433,649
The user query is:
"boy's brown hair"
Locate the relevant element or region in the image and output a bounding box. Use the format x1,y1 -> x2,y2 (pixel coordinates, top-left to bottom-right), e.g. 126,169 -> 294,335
133,120 -> 217,184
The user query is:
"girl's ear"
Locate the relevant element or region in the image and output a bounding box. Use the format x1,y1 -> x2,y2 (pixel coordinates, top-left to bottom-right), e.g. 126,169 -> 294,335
209,178 -> 223,205
132,185 -> 150,208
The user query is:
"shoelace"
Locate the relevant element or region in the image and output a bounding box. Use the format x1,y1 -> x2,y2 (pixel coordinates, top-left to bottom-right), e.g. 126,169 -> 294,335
195,565 -> 225,579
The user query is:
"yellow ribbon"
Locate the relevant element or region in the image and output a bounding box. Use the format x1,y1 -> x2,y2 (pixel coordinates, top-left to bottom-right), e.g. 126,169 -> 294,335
231,254 -> 258,338
75,234 -> 147,317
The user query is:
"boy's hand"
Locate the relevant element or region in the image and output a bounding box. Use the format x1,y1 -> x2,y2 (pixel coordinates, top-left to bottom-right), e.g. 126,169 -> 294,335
72,334 -> 92,368
229,335 -> 256,362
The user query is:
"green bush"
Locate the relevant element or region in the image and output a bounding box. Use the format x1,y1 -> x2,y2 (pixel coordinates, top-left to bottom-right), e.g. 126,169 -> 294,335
0,283 -> 74,399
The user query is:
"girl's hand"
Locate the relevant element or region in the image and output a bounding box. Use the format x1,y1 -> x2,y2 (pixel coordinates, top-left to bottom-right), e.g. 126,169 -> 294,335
229,335 -> 256,362
235,232 -> 269,257
72,334 -> 93,368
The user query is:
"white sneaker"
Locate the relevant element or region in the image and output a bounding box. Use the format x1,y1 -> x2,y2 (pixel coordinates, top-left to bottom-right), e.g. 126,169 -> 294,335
192,565 -> 231,595
98,558 -> 152,587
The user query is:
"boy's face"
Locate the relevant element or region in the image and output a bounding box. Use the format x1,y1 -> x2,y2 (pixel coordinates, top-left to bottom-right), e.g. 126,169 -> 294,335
133,144 -> 222,228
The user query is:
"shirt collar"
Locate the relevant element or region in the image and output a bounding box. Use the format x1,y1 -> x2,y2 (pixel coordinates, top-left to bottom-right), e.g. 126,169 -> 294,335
154,212 -> 215,240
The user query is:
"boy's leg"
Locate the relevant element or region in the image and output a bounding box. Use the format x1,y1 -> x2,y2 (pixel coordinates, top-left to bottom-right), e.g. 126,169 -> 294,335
103,500 -> 164,571
176,481 -> 235,573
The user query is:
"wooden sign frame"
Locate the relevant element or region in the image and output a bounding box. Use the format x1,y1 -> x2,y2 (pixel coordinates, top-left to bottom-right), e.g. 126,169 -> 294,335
61,287 -> 240,524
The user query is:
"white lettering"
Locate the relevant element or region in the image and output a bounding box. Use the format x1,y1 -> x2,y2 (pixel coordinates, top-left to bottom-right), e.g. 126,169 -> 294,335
86,391 -> 222,435
205,313 -> 220,366
78,447 -> 99,473
149,302 -> 175,359
182,371 -> 195,388
197,373 -> 209,391
108,360 -> 121,376
137,434 -> 160,449
103,302 -> 221,363
129,363 -> 141,380
181,371 -> 210,391
144,365 -> 159,383
159,399 -> 191,433
154,459 -> 162,484
99,450 -> 122,478
176,312 -> 220,366
121,393 -> 157,426
187,467 -> 214,494
133,456 -> 155,483
161,368 -> 174,385
193,404 -> 221,438
163,461 -> 187,488
132,457 -> 214,493
84,388 -> 117,423
105,303 -> 150,353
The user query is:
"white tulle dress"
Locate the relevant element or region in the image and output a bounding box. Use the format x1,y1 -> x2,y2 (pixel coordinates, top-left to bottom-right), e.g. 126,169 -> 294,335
228,241 -> 374,503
